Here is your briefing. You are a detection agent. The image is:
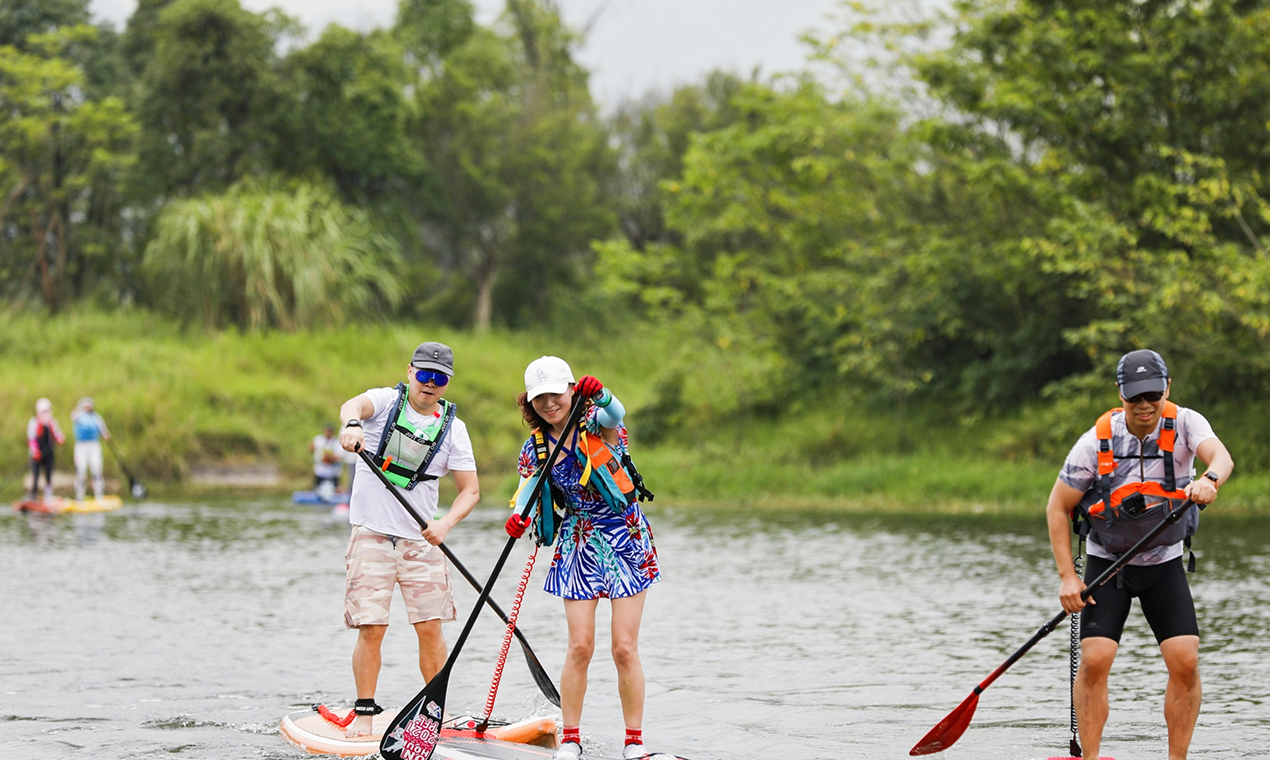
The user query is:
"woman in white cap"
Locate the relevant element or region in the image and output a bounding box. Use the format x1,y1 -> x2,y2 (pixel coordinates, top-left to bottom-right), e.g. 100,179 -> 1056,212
507,356 -> 661,760
27,398 -> 65,501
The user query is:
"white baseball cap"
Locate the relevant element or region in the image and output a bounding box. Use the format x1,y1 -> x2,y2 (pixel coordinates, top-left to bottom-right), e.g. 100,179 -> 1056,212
524,356 -> 574,401
35,398 -> 52,413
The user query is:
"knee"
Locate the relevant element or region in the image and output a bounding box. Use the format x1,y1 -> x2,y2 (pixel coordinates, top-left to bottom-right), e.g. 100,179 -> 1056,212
611,639 -> 640,670
357,624 -> 387,646
566,637 -> 595,665
1078,650 -> 1116,682
1164,648 -> 1200,683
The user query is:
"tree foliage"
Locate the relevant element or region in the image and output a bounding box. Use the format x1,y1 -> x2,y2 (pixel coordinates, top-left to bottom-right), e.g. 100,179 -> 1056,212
0,24 -> 137,312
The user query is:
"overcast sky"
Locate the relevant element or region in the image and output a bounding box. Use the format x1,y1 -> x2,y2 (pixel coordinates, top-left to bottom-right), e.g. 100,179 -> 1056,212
88,0 -> 847,106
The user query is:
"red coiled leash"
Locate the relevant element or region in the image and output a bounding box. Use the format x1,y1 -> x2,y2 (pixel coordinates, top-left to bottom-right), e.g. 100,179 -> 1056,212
477,545 -> 538,731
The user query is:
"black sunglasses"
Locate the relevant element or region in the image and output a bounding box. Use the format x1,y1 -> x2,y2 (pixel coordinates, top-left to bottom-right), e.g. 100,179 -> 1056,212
1125,391 -> 1164,404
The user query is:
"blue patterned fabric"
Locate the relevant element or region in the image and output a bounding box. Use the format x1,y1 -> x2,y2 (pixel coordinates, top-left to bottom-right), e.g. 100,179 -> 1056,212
518,407 -> 660,600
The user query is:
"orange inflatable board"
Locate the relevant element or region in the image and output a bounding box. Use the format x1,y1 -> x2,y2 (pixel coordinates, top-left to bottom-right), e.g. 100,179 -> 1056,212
279,711 -> 557,758
12,497 -> 66,514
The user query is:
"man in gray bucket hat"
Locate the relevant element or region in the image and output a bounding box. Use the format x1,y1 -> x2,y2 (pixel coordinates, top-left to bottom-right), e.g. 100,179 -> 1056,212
334,341 -> 479,737
1045,349 -> 1234,760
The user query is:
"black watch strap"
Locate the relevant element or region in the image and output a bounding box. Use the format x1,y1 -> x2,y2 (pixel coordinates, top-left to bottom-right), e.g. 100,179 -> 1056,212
1204,471 -> 1219,484
344,419 -> 363,429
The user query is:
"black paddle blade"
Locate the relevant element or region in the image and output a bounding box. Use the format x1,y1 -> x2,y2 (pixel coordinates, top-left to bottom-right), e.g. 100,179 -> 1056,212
380,671 -> 449,760
520,643 -> 561,707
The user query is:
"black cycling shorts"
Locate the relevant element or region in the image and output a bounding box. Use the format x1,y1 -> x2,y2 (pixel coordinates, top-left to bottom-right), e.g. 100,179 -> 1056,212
1079,555 -> 1199,644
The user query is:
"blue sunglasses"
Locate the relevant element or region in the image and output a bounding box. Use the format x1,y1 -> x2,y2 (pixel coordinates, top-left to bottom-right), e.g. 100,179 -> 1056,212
414,369 -> 450,386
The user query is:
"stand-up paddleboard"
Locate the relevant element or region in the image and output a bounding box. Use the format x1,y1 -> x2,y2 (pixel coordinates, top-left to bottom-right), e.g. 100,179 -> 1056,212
293,490 -> 351,506
1047,756 -> 1115,759
63,495 -> 124,513
12,497 -> 66,514
431,739 -> 688,760
280,710 -> 556,757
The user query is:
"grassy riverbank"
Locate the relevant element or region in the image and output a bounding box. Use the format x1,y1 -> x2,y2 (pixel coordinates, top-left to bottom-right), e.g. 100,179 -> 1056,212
3,311 -> 1269,515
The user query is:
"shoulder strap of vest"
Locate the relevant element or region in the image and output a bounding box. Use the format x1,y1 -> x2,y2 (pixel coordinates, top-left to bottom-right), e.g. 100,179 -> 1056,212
532,430 -> 549,465
1095,408 -> 1119,524
1160,401 -> 1178,492
372,383 -> 409,462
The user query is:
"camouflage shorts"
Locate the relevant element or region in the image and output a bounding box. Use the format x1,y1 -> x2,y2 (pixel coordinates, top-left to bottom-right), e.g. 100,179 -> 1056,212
344,525 -> 456,628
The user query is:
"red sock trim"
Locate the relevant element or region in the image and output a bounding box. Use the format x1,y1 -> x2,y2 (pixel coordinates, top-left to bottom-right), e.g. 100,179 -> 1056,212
624,727 -> 642,746
562,726 -> 581,745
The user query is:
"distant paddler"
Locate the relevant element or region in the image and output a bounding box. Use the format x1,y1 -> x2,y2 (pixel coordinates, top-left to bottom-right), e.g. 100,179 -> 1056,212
336,341 -> 479,738
27,398 -> 65,502
505,357 -> 661,760
1046,349 -> 1234,760
71,397 -> 112,502
309,423 -> 344,498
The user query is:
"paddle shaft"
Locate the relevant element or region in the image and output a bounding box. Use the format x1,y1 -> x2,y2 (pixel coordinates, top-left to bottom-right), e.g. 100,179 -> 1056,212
978,499 -> 1198,693
103,437 -> 138,482
380,398 -> 588,760
354,446 -> 561,706
428,396 -> 588,673
911,498 -> 1200,755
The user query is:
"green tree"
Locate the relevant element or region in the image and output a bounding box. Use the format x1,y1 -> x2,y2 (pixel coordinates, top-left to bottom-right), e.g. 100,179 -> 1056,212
132,0 -> 293,198
0,25 -> 137,311
282,26 -> 423,203
405,0 -> 613,330
0,0 -> 89,48
143,180 -> 403,330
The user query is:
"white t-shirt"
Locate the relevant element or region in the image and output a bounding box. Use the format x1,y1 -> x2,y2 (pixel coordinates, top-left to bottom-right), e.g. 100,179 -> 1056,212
349,386 -> 476,539
312,434 -> 343,479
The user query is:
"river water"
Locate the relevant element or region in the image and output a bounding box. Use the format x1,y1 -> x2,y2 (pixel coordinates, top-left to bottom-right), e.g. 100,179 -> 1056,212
2,500 -> 1268,760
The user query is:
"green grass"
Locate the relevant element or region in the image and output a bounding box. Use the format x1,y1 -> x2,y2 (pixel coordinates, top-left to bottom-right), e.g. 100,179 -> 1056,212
3,310 -> 1268,516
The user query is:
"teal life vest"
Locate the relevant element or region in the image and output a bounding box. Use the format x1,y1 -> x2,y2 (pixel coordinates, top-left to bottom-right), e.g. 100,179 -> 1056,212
370,383 -> 455,490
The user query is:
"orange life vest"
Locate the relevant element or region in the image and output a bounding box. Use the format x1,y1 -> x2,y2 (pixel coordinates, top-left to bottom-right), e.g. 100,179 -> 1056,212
1086,401 -> 1186,520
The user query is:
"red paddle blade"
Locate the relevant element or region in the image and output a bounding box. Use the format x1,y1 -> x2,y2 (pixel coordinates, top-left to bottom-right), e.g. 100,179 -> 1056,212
910,691 -> 980,755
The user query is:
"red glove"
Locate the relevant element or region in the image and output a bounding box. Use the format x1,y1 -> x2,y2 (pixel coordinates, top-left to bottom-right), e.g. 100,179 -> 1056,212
505,513 -> 530,539
575,375 -> 604,399
31,449 -> 42,462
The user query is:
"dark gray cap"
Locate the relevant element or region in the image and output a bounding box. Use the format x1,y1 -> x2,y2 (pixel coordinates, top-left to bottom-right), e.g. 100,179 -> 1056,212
1116,349 -> 1168,398
411,341 -> 454,375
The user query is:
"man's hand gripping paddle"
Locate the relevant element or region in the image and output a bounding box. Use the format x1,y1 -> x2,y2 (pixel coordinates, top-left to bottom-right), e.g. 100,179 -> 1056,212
378,398 -> 588,760
354,445 -> 562,709
910,499 -> 1200,756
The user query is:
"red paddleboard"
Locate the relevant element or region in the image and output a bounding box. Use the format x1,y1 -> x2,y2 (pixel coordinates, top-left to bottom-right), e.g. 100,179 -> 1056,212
12,497 -> 65,514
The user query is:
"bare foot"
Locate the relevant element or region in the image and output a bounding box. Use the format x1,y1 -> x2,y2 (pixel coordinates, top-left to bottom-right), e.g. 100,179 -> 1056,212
344,715 -> 374,738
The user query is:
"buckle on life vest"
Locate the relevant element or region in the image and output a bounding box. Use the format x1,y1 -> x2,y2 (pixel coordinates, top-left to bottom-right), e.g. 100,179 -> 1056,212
380,455 -> 393,472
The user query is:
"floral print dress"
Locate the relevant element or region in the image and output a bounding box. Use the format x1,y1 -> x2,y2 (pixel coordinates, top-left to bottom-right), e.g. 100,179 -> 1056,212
517,407 -> 660,600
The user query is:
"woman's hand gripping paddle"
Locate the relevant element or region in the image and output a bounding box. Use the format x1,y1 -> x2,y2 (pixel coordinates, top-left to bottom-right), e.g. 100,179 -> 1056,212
910,499 -> 1199,756
355,446 -> 562,708
378,398 -> 588,760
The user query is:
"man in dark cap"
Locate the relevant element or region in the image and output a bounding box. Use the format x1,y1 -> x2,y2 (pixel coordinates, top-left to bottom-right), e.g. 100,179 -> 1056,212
1045,349 -> 1234,760
335,342 -> 479,737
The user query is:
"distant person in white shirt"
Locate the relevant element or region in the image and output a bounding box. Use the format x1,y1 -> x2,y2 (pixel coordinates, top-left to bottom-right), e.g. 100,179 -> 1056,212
335,341 -> 479,738
308,424 -> 343,496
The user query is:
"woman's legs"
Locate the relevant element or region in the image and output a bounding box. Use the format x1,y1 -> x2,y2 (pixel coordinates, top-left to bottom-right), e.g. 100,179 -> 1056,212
610,591 -> 648,731
561,598 -> 599,728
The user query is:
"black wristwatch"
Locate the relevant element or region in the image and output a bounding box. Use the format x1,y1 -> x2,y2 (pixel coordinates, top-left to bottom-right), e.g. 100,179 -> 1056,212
344,419 -> 363,429
1204,471 -> 1220,485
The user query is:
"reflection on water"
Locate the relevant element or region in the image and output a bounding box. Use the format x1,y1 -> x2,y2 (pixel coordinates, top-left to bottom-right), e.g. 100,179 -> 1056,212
1,501 -> 1268,759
